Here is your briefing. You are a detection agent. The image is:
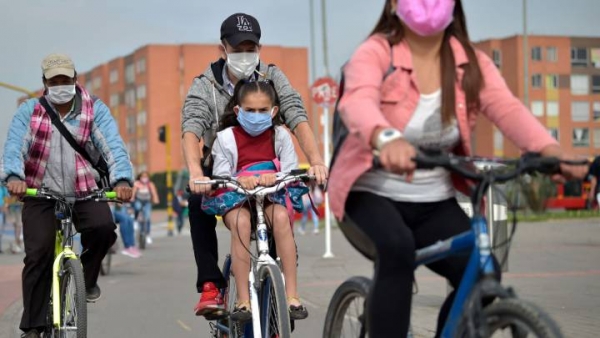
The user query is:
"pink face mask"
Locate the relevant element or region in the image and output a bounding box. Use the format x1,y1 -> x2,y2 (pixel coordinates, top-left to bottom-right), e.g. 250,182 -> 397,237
396,0 -> 455,37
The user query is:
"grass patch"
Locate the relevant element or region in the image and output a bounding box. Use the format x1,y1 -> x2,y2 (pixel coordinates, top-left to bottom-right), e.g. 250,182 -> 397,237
508,209 -> 600,222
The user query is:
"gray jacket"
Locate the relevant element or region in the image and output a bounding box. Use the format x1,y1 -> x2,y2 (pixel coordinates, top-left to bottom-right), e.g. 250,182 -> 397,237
181,59 -> 308,149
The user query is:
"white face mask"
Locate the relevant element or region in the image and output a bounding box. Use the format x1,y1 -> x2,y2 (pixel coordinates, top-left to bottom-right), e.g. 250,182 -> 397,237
47,85 -> 76,104
226,51 -> 259,80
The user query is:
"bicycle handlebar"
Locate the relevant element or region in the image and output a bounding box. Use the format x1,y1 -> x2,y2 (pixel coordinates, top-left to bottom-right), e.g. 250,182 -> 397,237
192,172 -> 315,196
24,187 -> 119,202
374,151 -> 589,183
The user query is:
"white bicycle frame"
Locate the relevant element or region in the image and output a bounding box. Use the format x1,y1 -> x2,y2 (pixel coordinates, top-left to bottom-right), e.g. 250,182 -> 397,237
195,173 -> 312,337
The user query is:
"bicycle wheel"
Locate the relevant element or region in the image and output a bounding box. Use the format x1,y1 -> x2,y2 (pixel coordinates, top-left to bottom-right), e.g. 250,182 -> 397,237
42,298 -> 58,338
138,221 -> 146,250
479,298 -> 563,338
259,263 -> 291,338
221,256 -> 245,338
322,276 -> 371,338
59,259 -> 87,338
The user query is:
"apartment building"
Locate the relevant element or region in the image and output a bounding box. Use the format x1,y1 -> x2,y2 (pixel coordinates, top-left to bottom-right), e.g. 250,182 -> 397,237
474,35 -> 600,158
71,44 -> 312,174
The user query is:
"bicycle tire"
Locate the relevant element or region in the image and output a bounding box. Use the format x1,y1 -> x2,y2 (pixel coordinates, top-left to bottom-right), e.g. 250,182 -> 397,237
138,222 -> 146,250
457,298 -> 563,338
322,276 -> 371,338
259,263 -> 291,338
59,259 -> 87,338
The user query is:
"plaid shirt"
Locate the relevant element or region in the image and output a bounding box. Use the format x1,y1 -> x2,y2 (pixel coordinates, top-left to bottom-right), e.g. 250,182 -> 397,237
24,85 -> 97,193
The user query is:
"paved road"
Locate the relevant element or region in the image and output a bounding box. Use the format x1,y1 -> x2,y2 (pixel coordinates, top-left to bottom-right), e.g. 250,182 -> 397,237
1,217 -> 600,337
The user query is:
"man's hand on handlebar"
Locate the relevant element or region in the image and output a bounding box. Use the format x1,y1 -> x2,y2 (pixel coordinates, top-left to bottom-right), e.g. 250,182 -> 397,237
114,185 -> 133,202
7,180 -> 27,197
189,172 -> 212,195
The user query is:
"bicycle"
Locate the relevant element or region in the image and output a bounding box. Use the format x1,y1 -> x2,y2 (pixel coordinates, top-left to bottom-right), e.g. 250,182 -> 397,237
194,170 -> 313,338
22,186 -> 117,338
323,152 -> 587,338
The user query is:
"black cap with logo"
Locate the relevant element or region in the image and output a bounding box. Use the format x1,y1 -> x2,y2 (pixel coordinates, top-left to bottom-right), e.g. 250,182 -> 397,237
220,13 -> 262,47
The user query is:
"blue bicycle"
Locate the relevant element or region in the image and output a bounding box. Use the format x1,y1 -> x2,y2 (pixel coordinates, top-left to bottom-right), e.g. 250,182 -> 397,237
323,152 -> 586,338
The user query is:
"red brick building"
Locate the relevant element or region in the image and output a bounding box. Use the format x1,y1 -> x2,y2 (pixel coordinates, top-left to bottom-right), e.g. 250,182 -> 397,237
73,44 -> 314,174
474,35 -> 600,158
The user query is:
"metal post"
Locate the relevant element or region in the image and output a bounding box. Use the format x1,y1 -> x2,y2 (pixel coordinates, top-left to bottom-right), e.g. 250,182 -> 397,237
166,124 -> 174,236
322,105 -> 334,258
309,0 -> 320,135
320,0 -> 330,76
523,0 -> 529,107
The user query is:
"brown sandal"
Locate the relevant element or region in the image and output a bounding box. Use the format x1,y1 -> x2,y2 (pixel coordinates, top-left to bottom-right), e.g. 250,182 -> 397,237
230,300 -> 252,322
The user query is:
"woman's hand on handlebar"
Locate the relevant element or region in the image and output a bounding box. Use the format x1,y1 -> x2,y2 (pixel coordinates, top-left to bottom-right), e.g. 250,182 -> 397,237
541,145 -> 589,181
378,138 -> 417,182
238,176 -> 259,190
258,173 -> 277,187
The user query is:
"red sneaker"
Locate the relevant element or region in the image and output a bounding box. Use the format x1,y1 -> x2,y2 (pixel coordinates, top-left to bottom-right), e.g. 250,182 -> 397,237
194,282 -> 225,318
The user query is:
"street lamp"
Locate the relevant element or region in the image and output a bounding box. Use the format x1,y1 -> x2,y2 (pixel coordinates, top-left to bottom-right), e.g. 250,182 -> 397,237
0,82 -> 37,98
523,0 -> 529,106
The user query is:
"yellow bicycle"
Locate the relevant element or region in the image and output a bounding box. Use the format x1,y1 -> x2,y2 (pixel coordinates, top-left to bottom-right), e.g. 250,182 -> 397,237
24,187 -> 117,338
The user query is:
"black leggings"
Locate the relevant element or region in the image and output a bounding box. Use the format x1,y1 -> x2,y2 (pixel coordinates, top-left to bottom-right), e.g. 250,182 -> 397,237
345,191 -> 499,338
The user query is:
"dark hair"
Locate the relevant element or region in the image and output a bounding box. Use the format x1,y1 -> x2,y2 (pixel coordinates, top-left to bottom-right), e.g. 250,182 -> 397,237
371,0 -> 483,125
136,171 -> 150,181
221,79 -> 283,131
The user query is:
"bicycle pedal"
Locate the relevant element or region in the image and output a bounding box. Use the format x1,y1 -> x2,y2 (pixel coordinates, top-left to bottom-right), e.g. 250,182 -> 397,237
204,310 -> 228,321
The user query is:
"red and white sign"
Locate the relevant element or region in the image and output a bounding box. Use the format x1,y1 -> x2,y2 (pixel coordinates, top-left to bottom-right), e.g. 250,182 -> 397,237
310,77 -> 339,107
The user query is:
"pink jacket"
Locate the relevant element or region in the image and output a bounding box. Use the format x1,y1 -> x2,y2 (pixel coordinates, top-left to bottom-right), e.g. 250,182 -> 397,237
328,34 -> 558,220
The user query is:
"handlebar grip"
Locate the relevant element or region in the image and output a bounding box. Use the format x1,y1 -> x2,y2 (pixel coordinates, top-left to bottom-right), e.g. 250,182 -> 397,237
105,191 -> 117,199
25,188 -> 38,197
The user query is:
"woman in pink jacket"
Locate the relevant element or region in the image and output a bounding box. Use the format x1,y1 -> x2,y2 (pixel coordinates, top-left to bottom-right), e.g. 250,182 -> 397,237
327,0 -> 587,337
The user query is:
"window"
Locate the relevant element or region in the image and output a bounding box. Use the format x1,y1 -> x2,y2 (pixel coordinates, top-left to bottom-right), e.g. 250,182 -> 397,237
125,89 -> 136,108
530,101 -> 544,117
592,48 -> 600,68
136,58 -> 146,74
109,69 -> 119,84
109,93 -> 119,107
93,77 -> 101,89
571,47 -> 588,67
594,102 -> 600,121
137,111 -> 147,125
136,85 -> 146,99
548,128 -> 559,141
572,128 -> 590,147
571,101 -> 590,122
492,49 -> 501,68
531,47 -> 542,61
126,115 -> 136,135
592,75 -> 600,94
125,64 -> 135,84
531,74 -> 542,88
546,101 -> 559,117
571,75 -> 589,95
547,74 -> 558,89
547,47 -> 558,62
595,128 -> 600,148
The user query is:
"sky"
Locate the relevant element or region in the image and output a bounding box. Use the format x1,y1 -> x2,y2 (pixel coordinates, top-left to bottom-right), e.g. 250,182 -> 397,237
0,0 -> 599,151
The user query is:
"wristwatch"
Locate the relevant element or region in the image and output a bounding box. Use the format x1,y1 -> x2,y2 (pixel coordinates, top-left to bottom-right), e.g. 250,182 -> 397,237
376,128 -> 403,151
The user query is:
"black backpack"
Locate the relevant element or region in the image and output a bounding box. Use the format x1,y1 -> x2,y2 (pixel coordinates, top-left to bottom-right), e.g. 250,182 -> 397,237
329,40 -> 396,170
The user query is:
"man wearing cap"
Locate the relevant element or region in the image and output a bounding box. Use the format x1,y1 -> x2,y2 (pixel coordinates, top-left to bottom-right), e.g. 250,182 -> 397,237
0,54 -> 133,338
182,12 -> 328,318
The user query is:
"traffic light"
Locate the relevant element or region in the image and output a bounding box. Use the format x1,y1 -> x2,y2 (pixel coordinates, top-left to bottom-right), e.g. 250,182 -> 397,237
158,125 -> 166,143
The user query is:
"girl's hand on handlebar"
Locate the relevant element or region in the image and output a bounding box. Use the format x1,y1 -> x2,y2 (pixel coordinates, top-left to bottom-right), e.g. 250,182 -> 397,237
238,176 -> 259,190
258,173 -> 277,187
378,138 -> 417,182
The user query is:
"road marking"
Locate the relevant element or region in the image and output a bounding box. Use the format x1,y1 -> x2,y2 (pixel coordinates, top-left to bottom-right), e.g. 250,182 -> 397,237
177,319 -> 192,332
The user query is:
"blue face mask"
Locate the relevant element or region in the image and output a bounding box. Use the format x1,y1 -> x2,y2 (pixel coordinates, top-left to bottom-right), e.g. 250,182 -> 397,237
237,108 -> 274,136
